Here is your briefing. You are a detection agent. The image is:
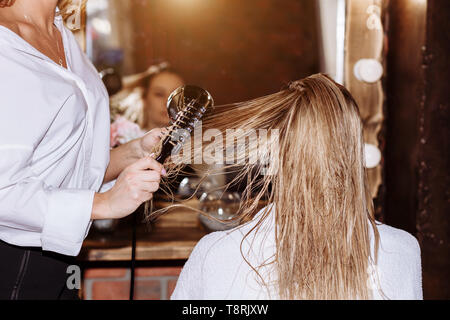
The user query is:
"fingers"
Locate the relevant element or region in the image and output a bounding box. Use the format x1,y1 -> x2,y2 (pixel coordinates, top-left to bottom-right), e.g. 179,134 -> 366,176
139,170 -> 162,183
139,181 -> 160,194
144,128 -> 163,143
144,127 -> 168,143
131,155 -> 165,173
140,127 -> 170,159
133,182 -> 158,203
140,191 -> 154,202
128,189 -> 155,204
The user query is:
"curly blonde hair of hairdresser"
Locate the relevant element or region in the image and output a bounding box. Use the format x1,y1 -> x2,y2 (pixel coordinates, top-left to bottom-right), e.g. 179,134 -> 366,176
150,73 -> 381,300
57,0 -> 86,22
0,0 -> 15,8
0,0 -> 86,23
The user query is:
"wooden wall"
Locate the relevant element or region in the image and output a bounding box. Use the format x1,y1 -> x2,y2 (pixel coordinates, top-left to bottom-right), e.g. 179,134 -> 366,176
344,0 -> 386,218
385,0 -> 450,299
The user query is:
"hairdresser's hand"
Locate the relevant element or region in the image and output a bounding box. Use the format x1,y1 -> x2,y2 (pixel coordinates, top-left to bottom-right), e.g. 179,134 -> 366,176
92,156 -> 166,220
138,127 -> 168,157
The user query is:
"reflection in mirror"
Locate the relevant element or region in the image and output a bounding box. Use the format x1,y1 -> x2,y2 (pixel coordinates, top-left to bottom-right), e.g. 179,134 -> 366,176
86,0 -> 349,226
87,0 -> 345,106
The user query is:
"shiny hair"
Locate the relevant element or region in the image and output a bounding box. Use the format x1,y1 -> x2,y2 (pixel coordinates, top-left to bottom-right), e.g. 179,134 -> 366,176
0,0 -> 15,8
152,73 -> 380,299
57,0 -> 86,21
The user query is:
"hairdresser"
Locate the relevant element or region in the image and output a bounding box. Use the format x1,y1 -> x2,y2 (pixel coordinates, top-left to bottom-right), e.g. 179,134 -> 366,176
0,0 -> 165,299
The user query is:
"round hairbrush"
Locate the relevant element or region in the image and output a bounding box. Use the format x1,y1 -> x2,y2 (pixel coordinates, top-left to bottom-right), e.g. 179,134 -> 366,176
155,85 -> 214,163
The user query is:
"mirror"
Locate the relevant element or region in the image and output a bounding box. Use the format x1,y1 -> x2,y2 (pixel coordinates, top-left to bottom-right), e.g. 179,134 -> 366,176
86,0 -> 345,105
84,1 -> 385,206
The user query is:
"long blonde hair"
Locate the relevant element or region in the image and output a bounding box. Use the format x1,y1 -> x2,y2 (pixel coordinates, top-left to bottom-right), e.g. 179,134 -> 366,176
154,73 -> 380,299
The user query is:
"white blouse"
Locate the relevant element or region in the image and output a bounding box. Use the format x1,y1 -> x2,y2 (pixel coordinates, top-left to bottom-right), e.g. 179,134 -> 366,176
0,14 -> 110,256
171,205 -> 423,300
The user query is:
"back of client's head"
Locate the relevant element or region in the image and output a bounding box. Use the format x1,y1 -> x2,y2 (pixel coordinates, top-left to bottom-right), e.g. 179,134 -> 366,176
271,74 -> 378,299
161,73 -> 379,299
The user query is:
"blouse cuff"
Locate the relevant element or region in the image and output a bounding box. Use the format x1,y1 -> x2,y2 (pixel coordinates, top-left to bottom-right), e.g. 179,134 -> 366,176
41,188 -> 95,256
99,179 -> 116,193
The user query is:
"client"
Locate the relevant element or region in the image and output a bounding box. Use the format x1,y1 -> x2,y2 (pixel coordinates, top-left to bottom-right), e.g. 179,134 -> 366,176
170,74 -> 422,300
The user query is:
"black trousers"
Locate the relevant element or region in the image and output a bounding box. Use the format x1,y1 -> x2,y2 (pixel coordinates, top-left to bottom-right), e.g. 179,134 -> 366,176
0,240 -> 80,300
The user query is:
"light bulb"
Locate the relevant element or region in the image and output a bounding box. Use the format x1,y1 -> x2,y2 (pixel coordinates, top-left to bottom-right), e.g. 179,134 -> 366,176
364,143 -> 382,169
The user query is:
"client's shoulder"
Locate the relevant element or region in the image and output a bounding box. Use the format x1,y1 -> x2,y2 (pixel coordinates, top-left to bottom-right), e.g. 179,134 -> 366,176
192,228 -> 243,259
192,206 -> 275,262
375,222 -> 421,256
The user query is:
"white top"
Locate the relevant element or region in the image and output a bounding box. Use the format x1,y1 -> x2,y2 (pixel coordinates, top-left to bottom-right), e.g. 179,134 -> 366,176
171,205 -> 423,300
0,15 -> 110,256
